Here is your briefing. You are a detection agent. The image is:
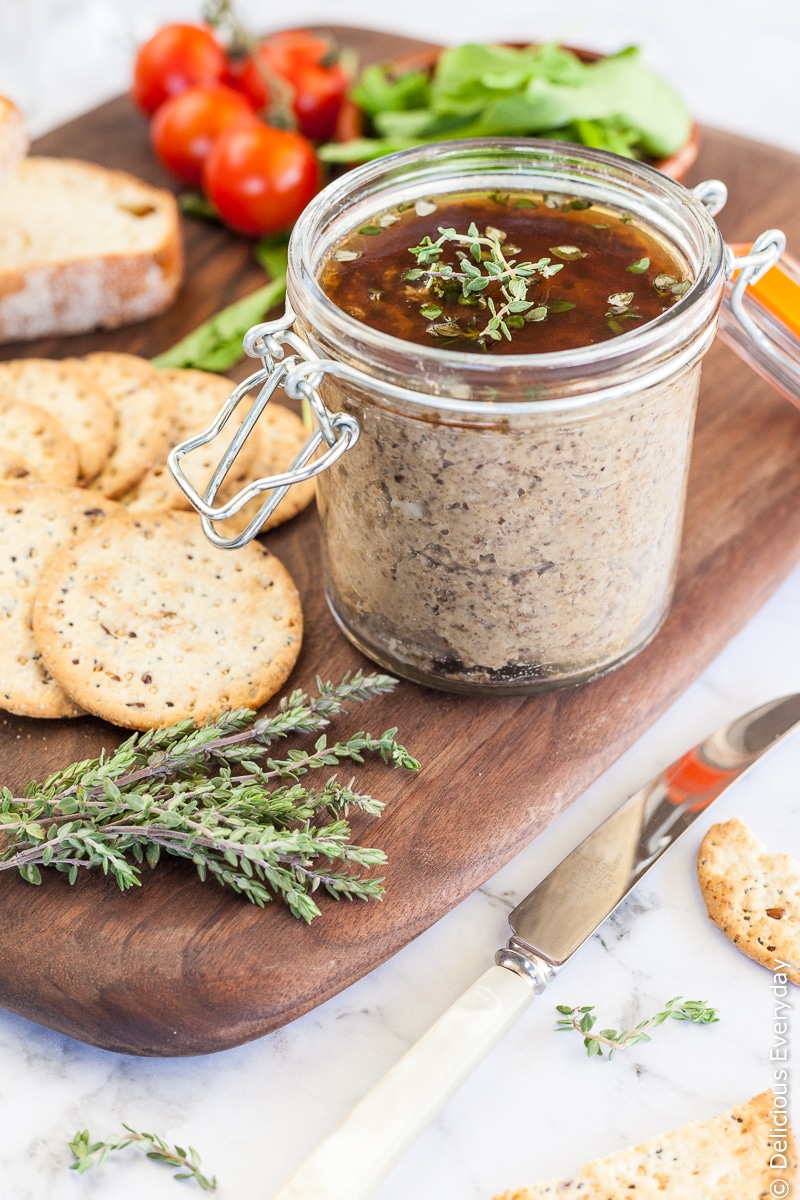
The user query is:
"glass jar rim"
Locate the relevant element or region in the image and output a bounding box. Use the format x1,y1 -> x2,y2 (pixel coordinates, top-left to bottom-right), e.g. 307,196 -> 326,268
287,138 -> 727,413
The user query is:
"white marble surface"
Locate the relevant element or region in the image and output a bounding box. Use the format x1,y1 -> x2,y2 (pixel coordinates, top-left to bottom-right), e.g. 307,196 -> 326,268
1,3 -> 800,1197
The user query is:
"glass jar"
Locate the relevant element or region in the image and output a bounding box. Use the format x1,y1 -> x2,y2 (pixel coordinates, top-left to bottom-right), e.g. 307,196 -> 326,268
169,140 -> 798,695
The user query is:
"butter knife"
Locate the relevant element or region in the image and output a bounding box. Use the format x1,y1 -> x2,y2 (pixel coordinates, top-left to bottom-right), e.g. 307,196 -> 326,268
272,694 -> 800,1200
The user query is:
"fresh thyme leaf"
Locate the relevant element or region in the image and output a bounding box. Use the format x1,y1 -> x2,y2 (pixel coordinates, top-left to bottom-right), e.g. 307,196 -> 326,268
359,224 -> 384,235
0,673 -> 419,924
420,303 -> 443,319
69,1125 -> 217,1191
671,279 -> 691,295
546,299 -> 576,312
556,996 -> 719,1060
627,256 -> 650,273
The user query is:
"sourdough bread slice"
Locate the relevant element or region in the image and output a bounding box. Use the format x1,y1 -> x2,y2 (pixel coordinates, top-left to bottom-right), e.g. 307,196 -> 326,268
0,157 -> 182,342
494,1090 -> 794,1199
0,96 -> 28,188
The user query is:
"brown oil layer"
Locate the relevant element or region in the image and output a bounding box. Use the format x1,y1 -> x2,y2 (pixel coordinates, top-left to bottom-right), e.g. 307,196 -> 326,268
320,191 -> 690,355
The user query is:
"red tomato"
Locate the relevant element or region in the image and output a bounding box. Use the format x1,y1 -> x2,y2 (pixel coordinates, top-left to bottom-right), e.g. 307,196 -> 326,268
132,24 -> 228,116
202,123 -> 321,237
150,85 -> 258,185
231,31 -> 348,141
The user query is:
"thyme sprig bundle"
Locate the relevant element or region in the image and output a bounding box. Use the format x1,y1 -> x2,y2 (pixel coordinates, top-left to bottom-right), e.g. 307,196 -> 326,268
69,1125 -> 216,1191
556,995 -> 720,1059
404,223 -> 565,344
0,672 -> 419,923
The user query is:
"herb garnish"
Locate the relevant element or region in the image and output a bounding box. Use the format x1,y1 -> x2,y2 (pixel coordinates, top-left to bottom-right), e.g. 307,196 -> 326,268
69,1126 -> 216,1191
404,223 -> 565,344
556,996 -> 720,1059
0,672 -> 419,924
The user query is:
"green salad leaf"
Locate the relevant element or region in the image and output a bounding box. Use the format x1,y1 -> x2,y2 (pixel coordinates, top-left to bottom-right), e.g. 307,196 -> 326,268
321,43 -> 690,164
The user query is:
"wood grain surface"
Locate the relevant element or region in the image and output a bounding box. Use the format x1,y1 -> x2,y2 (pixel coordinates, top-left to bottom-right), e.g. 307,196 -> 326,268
1,28 -> 800,1057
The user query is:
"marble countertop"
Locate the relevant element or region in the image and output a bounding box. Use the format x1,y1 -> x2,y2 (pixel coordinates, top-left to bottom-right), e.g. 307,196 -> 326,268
1,4 -> 799,1197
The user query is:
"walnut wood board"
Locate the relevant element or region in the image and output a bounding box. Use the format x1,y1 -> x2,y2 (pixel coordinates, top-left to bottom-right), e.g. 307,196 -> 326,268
1,28 -> 800,1058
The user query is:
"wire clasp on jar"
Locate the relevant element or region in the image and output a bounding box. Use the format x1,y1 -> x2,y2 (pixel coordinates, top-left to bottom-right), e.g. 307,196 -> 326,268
167,305 -> 360,549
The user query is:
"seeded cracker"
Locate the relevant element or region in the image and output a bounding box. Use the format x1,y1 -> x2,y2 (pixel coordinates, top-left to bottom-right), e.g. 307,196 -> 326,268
0,396 -> 79,485
83,352 -> 177,498
0,357 -> 115,483
32,510 -> 303,730
697,817 -> 800,983
494,1090 -> 795,1198
0,482 -> 123,718
118,367 -> 257,512
214,400 -> 316,537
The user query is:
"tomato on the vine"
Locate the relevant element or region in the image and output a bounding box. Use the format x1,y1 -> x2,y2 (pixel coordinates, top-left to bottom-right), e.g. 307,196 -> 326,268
202,122 -> 321,237
231,30 -> 348,142
132,24 -> 228,116
150,85 -> 258,185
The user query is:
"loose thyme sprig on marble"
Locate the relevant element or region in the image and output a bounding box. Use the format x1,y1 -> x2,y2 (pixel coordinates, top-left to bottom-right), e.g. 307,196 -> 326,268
404,223 -> 565,344
556,996 -> 720,1059
0,672 -> 419,923
69,1125 -> 216,1191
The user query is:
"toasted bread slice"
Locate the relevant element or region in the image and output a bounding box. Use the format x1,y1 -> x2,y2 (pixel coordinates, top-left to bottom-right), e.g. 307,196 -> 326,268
0,157 -> 182,343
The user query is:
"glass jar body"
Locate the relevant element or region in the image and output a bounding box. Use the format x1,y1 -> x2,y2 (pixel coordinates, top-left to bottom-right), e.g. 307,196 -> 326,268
287,140 -> 725,693
302,339 -> 701,692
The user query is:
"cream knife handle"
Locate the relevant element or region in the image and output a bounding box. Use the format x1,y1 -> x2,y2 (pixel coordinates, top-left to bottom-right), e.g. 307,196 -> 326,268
271,964 -> 536,1200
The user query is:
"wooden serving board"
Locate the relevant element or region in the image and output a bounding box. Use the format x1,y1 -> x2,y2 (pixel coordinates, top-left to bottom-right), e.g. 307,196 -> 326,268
1,29 -> 800,1057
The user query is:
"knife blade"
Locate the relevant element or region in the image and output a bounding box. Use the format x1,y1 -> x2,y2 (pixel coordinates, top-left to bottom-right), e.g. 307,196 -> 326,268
271,694 -> 800,1200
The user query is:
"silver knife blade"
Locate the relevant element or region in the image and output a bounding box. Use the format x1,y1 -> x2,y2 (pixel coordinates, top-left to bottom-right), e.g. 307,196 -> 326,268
507,693 -> 800,968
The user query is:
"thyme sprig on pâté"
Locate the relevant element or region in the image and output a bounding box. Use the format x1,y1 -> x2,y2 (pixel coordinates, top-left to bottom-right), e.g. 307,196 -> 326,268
556,995 -> 720,1060
69,1125 -> 216,1191
0,672 -> 419,924
403,223 -> 566,346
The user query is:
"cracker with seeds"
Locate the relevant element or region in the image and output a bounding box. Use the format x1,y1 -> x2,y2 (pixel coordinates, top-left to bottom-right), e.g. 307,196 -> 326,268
494,1090 -> 795,1198
0,395 -> 79,485
83,352 -> 177,498
697,817 -> 800,983
214,400 -> 316,538
118,366 -> 257,512
0,448 -> 37,482
0,357 -> 115,483
33,509 -> 303,730
0,482 -> 122,718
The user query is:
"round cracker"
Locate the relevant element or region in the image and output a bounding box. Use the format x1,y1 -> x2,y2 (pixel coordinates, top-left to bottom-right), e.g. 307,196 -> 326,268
0,357 -> 116,483
697,817 -> 800,983
0,447 -> 37,482
0,395 -> 79,485
119,367 -> 257,512
33,509 -> 303,730
83,352 -> 177,498
215,401 -> 316,539
0,482 -> 123,718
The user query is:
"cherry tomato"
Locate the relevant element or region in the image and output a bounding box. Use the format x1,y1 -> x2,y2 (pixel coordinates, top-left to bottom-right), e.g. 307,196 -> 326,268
231,30 -> 348,142
132,24 -> 227,116
150,85 -> 258,185
202,122 -> 321,237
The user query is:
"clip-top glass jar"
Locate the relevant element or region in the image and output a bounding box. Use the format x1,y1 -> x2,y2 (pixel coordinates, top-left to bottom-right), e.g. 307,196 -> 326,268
169,140 -> 799,695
